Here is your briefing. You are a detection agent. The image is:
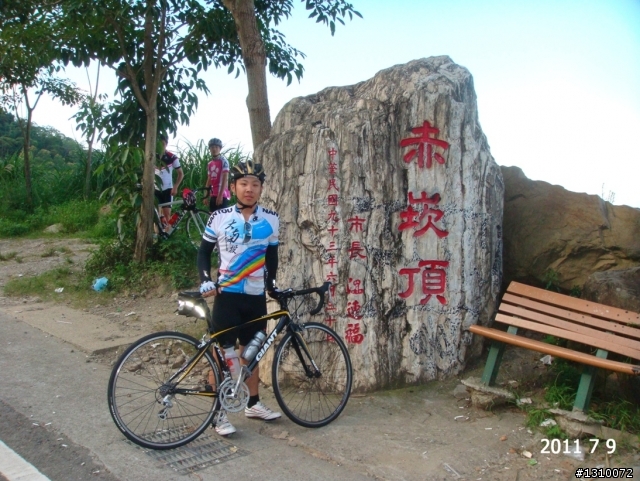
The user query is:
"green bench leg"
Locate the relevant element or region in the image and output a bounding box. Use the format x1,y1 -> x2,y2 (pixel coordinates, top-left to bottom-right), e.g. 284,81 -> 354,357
573,349 -> 608,412
480,326 -> 519,386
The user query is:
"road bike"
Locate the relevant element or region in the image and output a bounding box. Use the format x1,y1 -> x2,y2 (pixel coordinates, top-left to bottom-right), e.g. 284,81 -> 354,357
153,187 -> 211,247
107,282 -> 353,450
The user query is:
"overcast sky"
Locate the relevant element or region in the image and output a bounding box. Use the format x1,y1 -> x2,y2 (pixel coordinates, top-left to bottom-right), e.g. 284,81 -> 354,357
32,0 -> 640,208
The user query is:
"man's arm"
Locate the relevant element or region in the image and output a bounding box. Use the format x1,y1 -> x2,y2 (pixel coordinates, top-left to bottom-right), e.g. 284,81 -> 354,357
217,171 -> 228,205
197,239 -> 216,283
265,244 -> 278,291
172,167 -> 184,196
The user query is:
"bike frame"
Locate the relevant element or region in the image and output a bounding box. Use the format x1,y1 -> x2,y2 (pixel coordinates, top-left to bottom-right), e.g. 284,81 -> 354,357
167,302 -> 319,398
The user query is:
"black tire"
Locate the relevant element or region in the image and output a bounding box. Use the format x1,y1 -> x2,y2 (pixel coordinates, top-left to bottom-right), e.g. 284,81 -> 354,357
108,331 -> 220,450
272,322 -> 352,428
186,210 -> 210,247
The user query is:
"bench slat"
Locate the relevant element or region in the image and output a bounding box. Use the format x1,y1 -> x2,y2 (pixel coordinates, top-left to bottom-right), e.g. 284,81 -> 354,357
495,313 -> 640,361
498,303 -> 640,352
501,293 -> 640,341
469,325 -> 640,376
508,282 -> 640,325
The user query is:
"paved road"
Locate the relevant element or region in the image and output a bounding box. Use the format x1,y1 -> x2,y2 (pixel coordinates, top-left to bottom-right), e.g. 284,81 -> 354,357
0,312 -> 373,481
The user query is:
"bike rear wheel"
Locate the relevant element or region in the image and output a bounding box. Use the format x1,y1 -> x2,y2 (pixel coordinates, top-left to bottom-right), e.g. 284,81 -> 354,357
272,322 -> 352,428
108,331 -> 220,449
186,210 -> 210,247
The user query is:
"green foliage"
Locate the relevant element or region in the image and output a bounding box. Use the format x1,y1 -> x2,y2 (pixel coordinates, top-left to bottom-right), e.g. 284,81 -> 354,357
85,235 -> 198,291
4,266 -> 82,299
95,144 -> 144,241
543,268 -> 561,292
589,399 -> 640,434
570,285 -> 582,298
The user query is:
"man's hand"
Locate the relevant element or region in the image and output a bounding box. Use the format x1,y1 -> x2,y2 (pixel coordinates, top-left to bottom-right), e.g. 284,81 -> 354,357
170,186 -> 178,196
200,281 -> 219,297
216,195 -> 223,206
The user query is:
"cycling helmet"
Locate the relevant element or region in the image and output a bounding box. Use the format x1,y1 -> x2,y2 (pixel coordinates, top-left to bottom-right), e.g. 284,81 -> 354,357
230,160 -> 266,184
208,138 -> 223,148
182,188 -> 196,208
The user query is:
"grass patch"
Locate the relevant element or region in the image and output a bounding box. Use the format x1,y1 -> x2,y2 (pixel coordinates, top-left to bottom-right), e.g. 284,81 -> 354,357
3,267 -> 93,304
0,251 -> 17,261
84,235 -> 200,292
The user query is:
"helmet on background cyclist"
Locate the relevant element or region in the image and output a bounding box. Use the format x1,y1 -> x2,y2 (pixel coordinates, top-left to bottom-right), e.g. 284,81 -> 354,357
208,138 -> 223,148
230,160 -> 266,184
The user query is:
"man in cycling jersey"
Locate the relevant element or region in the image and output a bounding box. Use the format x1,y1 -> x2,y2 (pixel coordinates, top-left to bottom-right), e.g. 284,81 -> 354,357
203,137 -> 230,213
197,160 -> 281,436
155,134 -> 184,230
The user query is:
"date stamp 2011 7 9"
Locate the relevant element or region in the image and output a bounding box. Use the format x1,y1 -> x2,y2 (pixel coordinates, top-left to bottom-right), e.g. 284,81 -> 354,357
541,438 -> 617,456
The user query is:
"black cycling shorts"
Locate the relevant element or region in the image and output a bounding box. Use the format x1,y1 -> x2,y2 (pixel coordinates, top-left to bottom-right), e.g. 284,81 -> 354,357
211,291 -> 267,347
155,188 -> 172,205
208,196 -> 229,213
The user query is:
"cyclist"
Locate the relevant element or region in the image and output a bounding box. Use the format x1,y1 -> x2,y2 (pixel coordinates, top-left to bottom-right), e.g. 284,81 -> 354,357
197,160 -> 281,436
203,137 -> 230,213
155,134 -> 184,230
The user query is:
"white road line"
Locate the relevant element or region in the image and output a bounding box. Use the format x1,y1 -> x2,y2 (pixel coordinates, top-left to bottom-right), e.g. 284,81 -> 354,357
0,440 -> 50,481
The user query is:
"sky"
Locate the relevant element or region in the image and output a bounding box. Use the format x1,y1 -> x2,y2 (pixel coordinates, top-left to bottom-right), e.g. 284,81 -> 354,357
32,0 -> 640,208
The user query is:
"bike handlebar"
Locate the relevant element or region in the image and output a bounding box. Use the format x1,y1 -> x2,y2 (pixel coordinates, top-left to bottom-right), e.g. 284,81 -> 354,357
273,281 -> 331,315
178,282 -> 331,318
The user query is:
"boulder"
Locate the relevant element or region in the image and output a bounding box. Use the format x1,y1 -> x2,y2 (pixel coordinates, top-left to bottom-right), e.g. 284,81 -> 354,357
257,57 -> 503,390
582,267 -> 640,313
502,166 -> 640,290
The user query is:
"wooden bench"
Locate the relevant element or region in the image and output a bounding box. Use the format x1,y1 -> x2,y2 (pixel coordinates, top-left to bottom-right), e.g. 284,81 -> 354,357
469,281 -> 640,412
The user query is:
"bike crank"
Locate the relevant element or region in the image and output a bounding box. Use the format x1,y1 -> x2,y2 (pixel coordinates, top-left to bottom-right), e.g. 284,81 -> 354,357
218,378 -> 250,412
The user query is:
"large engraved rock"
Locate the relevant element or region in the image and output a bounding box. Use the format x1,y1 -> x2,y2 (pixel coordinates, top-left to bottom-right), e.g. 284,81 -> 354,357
502,166 -> 640,290
257,56 -> 503,390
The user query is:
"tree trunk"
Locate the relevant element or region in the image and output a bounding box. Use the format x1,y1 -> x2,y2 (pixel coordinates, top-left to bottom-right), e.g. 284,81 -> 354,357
23,108 -> 33,210
84,132 -> 95,199
133,107 -> 158,263
222,0 -> 271,149
84,65 -> 100,199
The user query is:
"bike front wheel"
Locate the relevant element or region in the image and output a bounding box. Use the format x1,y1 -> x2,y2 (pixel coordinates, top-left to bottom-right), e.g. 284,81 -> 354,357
272,322 -> 353,428
186,210 -> 210,247
108,331 -> 220,450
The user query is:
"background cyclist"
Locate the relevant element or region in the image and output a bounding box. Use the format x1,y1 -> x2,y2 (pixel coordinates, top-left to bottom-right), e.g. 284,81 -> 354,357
197,160 -> 281,436
155,134 -> 184,230
203,137 -> 230,213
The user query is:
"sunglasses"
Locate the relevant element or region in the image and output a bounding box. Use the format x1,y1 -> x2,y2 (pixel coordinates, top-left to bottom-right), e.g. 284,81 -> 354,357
243,221 -> 252,244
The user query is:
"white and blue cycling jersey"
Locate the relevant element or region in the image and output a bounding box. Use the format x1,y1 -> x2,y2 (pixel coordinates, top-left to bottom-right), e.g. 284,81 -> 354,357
203,205 -> 279,295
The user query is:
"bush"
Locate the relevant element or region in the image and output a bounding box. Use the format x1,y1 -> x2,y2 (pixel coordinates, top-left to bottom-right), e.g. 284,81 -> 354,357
50,199 -> 100,233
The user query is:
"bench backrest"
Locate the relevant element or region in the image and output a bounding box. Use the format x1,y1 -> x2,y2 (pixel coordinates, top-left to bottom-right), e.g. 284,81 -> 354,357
496,282 -> 640,361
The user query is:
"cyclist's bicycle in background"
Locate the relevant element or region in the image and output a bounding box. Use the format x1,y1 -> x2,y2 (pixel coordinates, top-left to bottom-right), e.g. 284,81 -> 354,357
154,187 -> 210,247
107,282 -> 353,450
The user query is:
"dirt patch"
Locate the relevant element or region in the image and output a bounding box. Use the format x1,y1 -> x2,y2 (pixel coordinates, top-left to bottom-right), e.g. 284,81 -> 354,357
0,237 -> 204,361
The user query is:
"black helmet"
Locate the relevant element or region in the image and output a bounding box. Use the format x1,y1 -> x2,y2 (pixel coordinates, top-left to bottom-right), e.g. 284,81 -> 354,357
208,138 -> 223,148
231,160 -> 266,183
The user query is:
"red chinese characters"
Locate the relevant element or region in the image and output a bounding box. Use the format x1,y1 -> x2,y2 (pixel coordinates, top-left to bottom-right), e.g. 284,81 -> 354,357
347,300 -> 364,320
399,260 -> 449,305
400,120 -> 450,169
345,323 -> 364,344
398,192 -> 448,238
347,216 -> 366,233
347,277 -> 364,295
348,241 -> 366,260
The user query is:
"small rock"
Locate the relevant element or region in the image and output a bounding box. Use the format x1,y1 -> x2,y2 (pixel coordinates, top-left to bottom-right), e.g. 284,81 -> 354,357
500,435 -> 508,441
452,384 -> 469,399
43,224 -> 64,234
522,450 -> 532,459
273,430 -> 289,440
